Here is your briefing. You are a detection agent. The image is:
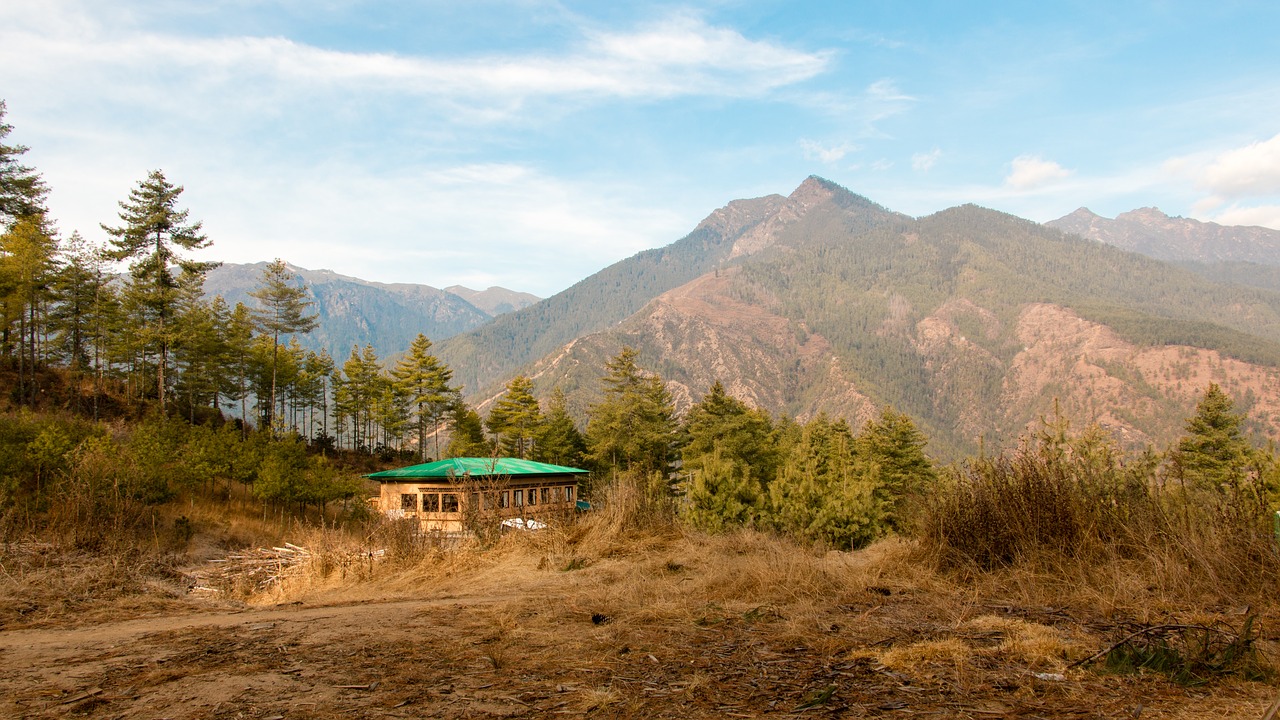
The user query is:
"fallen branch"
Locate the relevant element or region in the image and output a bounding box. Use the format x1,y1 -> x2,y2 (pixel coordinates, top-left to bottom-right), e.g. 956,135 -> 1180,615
1069,623 -> 1243,669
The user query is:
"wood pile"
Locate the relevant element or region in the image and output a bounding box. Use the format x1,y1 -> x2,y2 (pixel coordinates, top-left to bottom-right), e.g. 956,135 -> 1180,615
188,543 -> 385,597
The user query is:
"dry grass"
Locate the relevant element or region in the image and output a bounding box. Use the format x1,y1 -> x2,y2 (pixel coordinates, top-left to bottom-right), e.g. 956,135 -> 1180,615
2,469 -> 1277,717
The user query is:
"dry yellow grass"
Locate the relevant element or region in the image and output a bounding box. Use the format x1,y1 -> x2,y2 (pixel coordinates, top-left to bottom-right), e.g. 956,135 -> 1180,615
3,496 -> 1278,718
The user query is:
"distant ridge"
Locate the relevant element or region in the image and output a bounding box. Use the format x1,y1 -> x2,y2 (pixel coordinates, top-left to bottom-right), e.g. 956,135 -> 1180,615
203,262 -> 534,360
444,285 -> 540,316
1048,206 -> 1280,266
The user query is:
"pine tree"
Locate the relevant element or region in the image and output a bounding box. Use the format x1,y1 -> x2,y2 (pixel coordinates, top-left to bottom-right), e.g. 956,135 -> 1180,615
170,268 -> 224,420
248,259 -> 318,430
1176,383 -> 1253,493
856,407 -> 936,531
223,302 -> 255,434
485,375 -> 543,458
586,347 -> 677,477
102,170 -> 216,410
297,349 -> 334,443
683,446 -> 763,533
48,231 -> 98,372
0,215 -> 58,404
0,100 -> 48,226
390,333 -> 456,461
533,388 -> 587,467
335,344 -> 384,452
767,415 -> 882,548
445,398 -> 492,458
683,381 -> 778,481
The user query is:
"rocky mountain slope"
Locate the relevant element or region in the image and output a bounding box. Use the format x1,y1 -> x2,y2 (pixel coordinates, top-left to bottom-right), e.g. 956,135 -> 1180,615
203,263 -> 537,360
458,179 -> 1280,458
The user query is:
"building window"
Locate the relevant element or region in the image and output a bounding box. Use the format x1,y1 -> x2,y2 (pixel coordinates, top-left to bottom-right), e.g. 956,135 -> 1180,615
541,487 -> 551,504
469,492 -> 480,511
422,493 -> 440,512
400,493 -> 417,511
527,488 -> 538,507
442,493 -> 459,513
566,486 -> 574,503
500,491 -> 510,508
552,486 -> 562,503
514,489 -> 524,507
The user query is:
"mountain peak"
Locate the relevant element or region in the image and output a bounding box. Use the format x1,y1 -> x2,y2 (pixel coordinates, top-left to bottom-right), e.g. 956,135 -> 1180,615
788,175 -> 840,207
1063,207 -> 1102,221
1117,207 -> 1170,224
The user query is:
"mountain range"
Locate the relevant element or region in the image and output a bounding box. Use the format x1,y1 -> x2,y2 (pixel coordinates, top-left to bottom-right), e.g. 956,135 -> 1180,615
203,179 -> 1280,459
202,263 -> 539,360
1046,207 -> 1280,294
1048,206 -> 1280,266
432,177 -> 1280,459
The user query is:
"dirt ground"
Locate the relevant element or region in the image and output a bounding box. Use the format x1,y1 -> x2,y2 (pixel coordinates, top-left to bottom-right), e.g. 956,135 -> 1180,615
2,533 -> 1278,719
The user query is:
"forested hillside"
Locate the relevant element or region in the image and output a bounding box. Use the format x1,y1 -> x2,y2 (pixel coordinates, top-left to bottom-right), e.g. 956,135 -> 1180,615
514,188 -> 1280,458
435,177 -> 909,395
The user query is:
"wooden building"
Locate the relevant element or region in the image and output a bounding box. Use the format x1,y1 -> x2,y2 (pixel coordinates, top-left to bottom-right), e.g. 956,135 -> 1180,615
367,457 -> 587,533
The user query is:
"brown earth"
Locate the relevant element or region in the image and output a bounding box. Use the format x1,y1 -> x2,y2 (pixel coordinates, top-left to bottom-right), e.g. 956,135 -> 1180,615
1,530 -> 1278,720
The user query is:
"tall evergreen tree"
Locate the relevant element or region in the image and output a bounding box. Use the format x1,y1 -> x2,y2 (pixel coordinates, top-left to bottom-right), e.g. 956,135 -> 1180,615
391,333 -> 458,458
856,407 -> 936,531
683,381 -> 778,482
171,268 -> 224,420
444,398 -> 491,458
101,170 -> 215,410
48,231 -> 97,371
223,301 -> 255,434
533,388 -> 587,467
0,215 -> 58,403
0,100 -> 48,226
485,375 -> 543,458
586,347 -> 678,477
248,259 -> 318,429
334,344 -> 384,452
390,333 -> 456,461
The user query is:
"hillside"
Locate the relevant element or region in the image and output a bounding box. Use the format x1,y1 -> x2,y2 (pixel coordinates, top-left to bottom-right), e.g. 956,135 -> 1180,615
203,263 -> 529,360
506,187 -> 1280,458
435,177 -> 909,395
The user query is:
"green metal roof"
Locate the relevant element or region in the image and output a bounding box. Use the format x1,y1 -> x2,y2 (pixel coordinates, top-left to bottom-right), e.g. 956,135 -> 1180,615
366,457 -> 588,480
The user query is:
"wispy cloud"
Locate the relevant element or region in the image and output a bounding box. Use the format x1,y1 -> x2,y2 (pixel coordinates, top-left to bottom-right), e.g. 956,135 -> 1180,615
182,161 -> 694,296
1209,204 -> 1280,229
1198,132 -> 1280,198
1004,155 -> 1071,190
798,79 -> 917,128
912,148 -> 941,172
800,139 -> 859,164
1166,132 -> 1280,229
0,8 -> 832,115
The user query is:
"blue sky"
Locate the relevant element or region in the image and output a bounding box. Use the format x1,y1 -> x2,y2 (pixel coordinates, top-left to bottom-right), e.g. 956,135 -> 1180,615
4,1 -> 1279,296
